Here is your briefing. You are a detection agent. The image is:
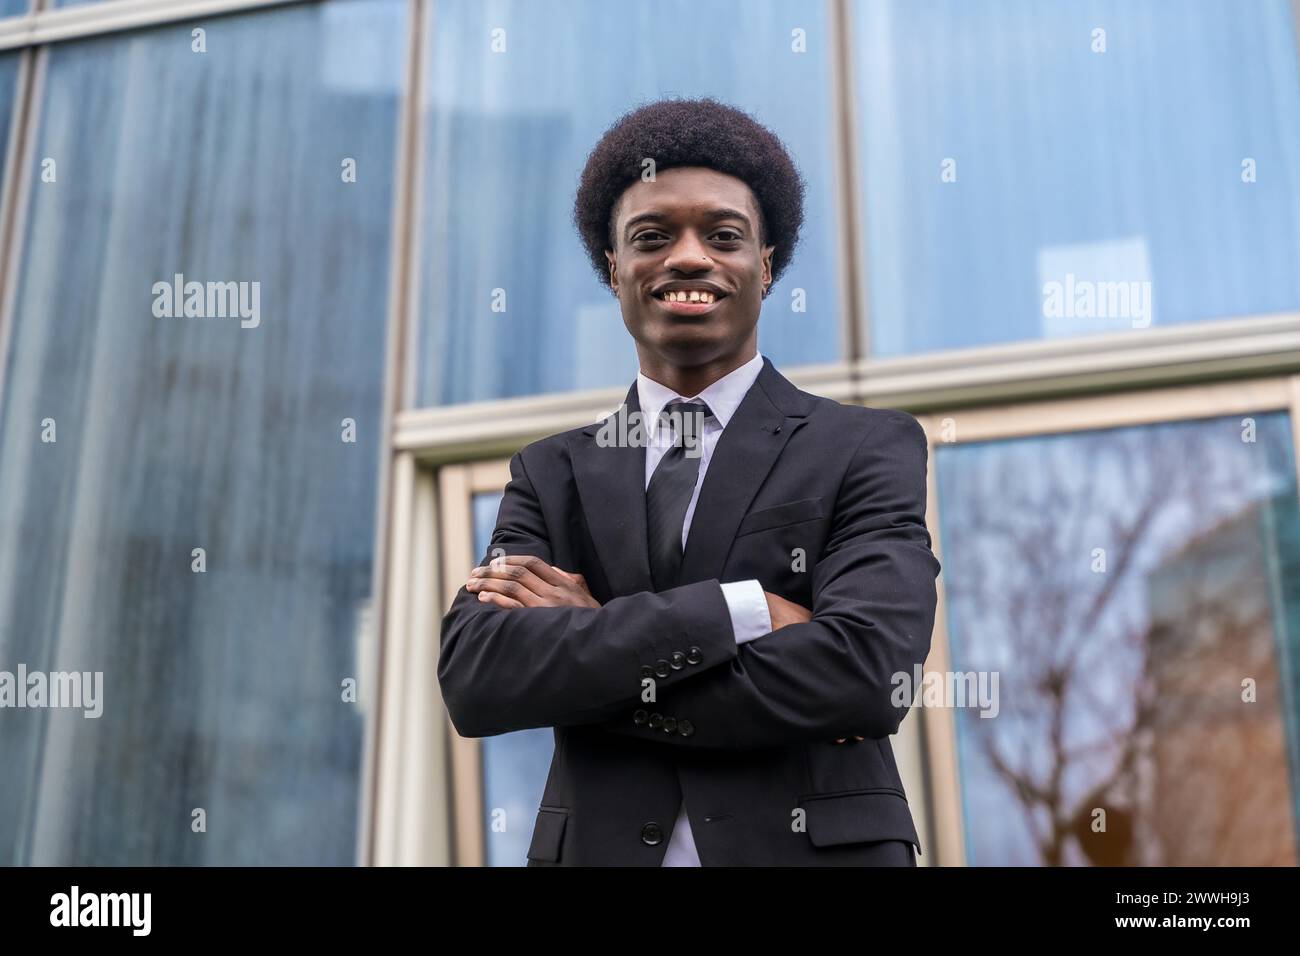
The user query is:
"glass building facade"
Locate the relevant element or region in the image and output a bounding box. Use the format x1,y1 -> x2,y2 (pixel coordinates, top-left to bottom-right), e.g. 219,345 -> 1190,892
0,0 -> 1298,866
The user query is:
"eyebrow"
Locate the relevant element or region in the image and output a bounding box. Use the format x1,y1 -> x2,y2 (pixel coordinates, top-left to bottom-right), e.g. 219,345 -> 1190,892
622,206 -> 753,238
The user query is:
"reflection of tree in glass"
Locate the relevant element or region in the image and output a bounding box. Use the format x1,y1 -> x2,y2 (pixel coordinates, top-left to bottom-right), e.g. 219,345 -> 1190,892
940,415 -> 1300,866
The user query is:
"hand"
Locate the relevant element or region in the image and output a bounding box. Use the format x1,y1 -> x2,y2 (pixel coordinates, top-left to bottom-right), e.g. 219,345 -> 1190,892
763,590 -> 812,630
464,555 -> 600,610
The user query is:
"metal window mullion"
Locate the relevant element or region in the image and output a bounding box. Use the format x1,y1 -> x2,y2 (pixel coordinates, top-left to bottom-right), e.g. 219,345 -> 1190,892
0,42 -> 44,427
0,0 -> 311,52
829,0 -> 867,377
361,0 -> 429,867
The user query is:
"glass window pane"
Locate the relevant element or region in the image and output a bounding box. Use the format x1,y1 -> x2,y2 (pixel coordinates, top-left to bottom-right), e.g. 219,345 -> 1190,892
418,0 -> 843,407
854,0 -> 1300,357
471,490 -> 554,867
936,412 -> 1300,865
0,0 -> 404,864
1,1 -> 28,18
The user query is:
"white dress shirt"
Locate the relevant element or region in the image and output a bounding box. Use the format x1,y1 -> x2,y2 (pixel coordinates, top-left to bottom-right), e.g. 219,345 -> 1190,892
636,349 -> 774,867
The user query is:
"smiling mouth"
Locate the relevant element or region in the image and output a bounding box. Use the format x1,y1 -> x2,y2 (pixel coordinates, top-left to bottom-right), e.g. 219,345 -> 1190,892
654,288 -> 726,316
658,289 -> 721,304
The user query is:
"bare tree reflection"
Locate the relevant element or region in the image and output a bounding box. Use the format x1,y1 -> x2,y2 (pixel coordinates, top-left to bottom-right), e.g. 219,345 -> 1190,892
939,415 -> 1300,865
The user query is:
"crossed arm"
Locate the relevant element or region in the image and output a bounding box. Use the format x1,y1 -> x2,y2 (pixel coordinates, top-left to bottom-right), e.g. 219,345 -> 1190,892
436,411 -> 940,750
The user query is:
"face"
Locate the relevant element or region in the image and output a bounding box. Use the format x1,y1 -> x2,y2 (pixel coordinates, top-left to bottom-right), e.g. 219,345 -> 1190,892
605,166 -> 774,373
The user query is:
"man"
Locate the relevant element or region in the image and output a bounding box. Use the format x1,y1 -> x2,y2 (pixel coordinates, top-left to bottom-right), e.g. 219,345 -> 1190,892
438,97 -> 941,866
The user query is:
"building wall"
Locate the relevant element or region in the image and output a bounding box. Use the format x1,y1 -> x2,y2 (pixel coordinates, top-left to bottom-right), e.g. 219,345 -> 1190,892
0,0 -> 1298,866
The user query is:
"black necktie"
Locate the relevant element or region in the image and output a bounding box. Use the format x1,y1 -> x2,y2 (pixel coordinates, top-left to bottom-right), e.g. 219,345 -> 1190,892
646,399 -> 715,592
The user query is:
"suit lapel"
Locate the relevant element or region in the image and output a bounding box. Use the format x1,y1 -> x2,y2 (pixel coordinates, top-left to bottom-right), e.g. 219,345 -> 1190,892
677,356 -> 812,587
570,380 -> 655,597
569,356 -> 815,597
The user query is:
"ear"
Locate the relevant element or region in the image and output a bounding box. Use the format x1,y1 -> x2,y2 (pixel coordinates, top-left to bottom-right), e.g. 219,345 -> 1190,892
760,244 -> 775,296
605,249 -> 619,295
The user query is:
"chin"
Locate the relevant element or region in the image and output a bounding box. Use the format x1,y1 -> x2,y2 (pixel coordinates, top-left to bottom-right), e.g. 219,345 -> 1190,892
654,325 -> 723,350
660,340 -> 740,371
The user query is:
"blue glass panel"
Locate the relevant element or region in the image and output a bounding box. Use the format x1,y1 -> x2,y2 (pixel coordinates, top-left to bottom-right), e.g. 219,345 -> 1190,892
937,412 -> 1300,865
0,0 -> 404,864
854,0 -> 1300,356
418,0 -> 843,406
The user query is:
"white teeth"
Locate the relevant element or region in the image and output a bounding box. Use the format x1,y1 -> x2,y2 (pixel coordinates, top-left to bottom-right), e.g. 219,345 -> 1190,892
662,290 -> 716,303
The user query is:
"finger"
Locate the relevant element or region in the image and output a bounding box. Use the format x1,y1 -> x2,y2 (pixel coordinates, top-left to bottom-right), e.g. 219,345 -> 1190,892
477,589 -> 524,609
834,738 -> 847,744
854,736 -> 865,741
475,555 -> 566,593
549,565 -> 581,587
471,559 -> 556,601
468,576 -> 546,607
553,567 -> 593,596
490,554 -> 569,588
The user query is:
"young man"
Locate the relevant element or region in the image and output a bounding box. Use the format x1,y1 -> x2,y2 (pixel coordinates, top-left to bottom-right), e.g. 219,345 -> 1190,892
438,97 -> 941,866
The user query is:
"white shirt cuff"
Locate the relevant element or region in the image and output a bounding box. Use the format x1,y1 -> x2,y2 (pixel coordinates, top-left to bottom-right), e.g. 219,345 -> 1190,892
719,579 -> 773,645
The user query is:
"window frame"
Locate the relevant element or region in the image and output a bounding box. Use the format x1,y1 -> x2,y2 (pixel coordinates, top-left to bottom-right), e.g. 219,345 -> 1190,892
916,372 -> 1300,866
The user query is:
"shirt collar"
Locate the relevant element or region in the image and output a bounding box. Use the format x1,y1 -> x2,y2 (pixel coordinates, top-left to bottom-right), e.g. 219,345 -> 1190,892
636,350 -> 764,431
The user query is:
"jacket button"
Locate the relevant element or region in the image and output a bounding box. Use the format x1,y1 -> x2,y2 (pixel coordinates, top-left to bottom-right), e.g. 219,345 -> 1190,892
662,716 -> 678,733
670,651 -> 686,670
654,659 -> 671,678
633,709 -> 648,725
641,822 -> 663,846
649,713 -> 664,729
686,646 -> 703,665
678,719 -> 695,737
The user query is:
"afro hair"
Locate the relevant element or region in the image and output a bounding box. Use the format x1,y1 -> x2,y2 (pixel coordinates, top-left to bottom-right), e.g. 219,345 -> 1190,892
573,97 -> 806,296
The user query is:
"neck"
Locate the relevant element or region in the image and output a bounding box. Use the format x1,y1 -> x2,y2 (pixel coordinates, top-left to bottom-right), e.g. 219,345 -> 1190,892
638,345 -> 758,398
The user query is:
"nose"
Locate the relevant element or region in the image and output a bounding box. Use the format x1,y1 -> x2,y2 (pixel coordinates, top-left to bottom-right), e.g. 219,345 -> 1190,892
662,231 -> 715,274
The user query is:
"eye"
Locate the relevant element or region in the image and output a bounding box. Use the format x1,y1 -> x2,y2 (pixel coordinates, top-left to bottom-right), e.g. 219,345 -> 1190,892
712,230 -> 743,242
632,230 -> 668,244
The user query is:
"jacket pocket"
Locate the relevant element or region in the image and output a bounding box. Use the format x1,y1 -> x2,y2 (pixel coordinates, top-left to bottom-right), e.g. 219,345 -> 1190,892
799,789 -> 922,855
526,806 -> 569,864
734,497 -> 824,537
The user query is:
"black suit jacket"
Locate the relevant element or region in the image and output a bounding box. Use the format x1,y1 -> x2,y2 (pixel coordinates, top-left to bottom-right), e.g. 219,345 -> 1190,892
438,356 -> 941,865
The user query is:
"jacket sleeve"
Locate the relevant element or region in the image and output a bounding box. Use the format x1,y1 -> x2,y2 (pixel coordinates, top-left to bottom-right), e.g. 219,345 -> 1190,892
598,410 -> 941,750
437,449 -> 744,738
